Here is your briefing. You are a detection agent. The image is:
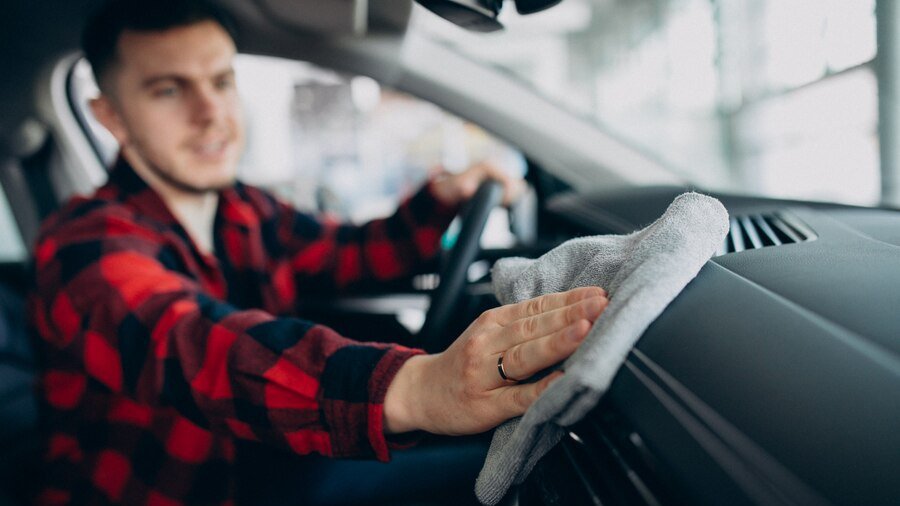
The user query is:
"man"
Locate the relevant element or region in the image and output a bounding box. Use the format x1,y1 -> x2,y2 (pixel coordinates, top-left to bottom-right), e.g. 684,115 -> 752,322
29,1 -> 609,504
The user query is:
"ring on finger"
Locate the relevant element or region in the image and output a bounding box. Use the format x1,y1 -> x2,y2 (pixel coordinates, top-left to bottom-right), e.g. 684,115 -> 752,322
497,352 -> 520,383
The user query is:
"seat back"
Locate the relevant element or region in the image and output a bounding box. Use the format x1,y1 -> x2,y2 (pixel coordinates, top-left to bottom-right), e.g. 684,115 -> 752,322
0,282 -> 39,503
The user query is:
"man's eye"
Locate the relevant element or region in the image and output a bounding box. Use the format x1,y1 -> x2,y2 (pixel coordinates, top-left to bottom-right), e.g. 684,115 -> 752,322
153,86 -> 179,98
215,77 -> 235,90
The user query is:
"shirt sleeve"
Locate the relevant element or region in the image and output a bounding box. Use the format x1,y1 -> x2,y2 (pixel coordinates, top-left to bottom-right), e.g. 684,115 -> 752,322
30,209 -> 421,461
253,179 -> 459,294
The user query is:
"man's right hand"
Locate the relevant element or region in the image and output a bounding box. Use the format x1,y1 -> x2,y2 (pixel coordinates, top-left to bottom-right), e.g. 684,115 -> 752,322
384,286 -> 608,435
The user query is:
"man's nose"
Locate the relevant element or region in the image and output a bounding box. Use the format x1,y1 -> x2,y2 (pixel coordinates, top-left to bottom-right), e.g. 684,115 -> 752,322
191,87 -> 226,124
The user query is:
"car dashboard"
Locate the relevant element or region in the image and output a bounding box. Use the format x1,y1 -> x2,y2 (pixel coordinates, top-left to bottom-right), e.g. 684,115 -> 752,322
520,186 -> 900,506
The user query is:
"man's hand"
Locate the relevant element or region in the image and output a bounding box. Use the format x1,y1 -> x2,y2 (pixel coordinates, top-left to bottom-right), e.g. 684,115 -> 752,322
430,161 -> 525,207
384,286 -> 608,435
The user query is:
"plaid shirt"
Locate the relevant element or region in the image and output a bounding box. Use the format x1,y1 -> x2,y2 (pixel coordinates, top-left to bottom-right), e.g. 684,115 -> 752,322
28,158 -> 457,505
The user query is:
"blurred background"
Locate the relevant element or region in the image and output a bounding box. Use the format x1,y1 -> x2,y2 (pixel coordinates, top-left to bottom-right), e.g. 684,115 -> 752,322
68,0 -> 891,227
417,0 -> 882,207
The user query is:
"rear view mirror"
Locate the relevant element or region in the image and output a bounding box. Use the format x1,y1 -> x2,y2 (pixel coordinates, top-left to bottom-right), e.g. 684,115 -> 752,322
513,0 -> 562,15
415,0 -> 563,32
415,0 -> 502,32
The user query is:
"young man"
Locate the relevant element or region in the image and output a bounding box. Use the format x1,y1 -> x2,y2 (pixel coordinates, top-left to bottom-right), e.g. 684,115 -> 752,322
29,1 -> 608,504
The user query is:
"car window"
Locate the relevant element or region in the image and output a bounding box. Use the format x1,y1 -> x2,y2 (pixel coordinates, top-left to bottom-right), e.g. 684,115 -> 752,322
0,186 -> 27,263
411,0 -> 879,206
68,54 -> 525,245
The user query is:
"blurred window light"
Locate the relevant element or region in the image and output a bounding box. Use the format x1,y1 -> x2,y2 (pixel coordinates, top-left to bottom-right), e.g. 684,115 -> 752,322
412,0 -> 880,205
758,0 -> 876,94
735,68 -> 879,205
234,55 -> 525,222
731,0 -> 879,205
753,133 -> 880,205
665,1 -> 717,111
824,0 -> 877,72
0,188 -> 26,262
735,70 -> 877,153
761,0 -> 828,90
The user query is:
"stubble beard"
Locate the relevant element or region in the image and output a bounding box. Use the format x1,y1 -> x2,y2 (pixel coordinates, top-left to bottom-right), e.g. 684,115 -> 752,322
126,139 -> 239,196
147,158 -> 237,195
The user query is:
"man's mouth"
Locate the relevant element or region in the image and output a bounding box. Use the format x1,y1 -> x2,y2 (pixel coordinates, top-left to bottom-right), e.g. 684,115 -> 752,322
192,138 -> 230,158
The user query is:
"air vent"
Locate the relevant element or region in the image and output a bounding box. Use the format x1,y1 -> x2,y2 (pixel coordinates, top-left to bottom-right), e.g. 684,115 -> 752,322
717,212 -> 816,255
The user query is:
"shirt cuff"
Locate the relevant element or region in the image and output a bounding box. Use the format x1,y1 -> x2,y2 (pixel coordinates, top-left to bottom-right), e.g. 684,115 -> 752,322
319,340 -> 425,462
365,345 -> 426,462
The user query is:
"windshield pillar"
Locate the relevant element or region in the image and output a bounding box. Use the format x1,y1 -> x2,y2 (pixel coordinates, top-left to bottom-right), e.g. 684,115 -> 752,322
877,0 -> 900,207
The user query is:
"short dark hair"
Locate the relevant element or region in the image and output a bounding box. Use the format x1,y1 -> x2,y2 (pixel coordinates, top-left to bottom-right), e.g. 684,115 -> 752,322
82,0 -> 239,92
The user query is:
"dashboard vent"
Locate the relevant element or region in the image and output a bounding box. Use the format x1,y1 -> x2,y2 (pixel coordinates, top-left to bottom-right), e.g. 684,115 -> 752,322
717,212 -> 816,255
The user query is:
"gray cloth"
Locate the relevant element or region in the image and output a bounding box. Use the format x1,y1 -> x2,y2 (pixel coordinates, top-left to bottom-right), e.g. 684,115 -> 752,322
475,192 -> 729,505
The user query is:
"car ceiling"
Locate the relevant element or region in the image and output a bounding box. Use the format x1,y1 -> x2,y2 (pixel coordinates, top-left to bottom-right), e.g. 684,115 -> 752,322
0,0 -> 412,156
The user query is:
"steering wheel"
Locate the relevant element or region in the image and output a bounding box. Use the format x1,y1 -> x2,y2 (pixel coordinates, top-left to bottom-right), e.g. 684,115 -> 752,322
419,180 -> 505,352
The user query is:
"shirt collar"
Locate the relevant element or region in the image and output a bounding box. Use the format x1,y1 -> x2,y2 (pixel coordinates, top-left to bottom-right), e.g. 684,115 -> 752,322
105,156 -> 253,234
107,156 -> 183,227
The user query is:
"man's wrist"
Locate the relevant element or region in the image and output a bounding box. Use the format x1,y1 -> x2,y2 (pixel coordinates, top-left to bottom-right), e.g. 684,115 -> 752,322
383,354 -> 430,434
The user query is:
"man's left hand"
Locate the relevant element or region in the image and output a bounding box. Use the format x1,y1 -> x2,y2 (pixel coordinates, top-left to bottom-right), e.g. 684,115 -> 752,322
430,161 -> 525,207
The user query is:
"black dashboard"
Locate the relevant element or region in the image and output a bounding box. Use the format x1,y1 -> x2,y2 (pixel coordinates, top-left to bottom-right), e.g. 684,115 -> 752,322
522,187 -> 900,506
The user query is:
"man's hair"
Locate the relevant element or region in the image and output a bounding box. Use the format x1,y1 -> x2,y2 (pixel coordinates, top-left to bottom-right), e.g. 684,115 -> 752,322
82,0 -> 239,92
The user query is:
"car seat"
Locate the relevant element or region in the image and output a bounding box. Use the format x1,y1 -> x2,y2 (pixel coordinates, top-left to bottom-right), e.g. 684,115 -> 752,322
0,282 -> 39,505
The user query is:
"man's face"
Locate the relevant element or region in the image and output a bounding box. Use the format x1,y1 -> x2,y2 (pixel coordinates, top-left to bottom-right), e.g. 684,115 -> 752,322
93,20 -> 244,194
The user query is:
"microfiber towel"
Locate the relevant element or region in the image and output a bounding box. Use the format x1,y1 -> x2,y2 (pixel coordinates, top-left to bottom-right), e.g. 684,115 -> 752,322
475,192 -> 729,505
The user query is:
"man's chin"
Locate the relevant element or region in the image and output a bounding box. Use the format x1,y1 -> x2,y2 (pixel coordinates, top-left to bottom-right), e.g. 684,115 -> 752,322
161,169 -> 237,195
183,160 -> 239,192
183,177 -> 237,194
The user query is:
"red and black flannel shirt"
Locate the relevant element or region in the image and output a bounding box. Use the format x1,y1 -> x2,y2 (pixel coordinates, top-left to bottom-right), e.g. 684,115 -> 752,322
28,158 -> 458,505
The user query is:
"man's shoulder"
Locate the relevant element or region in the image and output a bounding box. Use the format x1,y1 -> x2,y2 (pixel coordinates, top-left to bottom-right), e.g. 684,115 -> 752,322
37,191 -> 153,244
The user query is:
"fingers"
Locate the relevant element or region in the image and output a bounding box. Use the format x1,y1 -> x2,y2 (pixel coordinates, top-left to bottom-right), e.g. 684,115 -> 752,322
480,287 -> 608,392
485,165 -> 524,206
495,319 -> 591,385
474,162 -> 525,206
491,292 -> 607,354
454,162 -> 524,206
432,160 -> 526,207
489,286 -> 607,325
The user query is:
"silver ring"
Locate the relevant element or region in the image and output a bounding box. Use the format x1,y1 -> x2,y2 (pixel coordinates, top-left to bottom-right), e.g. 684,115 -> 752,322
497,353 -> 519,383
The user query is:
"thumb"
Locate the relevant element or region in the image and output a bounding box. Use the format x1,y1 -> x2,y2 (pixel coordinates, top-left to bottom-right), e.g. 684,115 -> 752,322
496,371 -> 563,419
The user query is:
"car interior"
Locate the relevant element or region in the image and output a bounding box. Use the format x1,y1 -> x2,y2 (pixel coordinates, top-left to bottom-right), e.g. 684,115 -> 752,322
1,0 -> 899,505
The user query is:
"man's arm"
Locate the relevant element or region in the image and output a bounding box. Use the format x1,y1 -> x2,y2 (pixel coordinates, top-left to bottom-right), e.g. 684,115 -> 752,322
31,211 -> 419,460
253,181 -> 456,295
254,161 -> 524,295
32,205 -> 608,457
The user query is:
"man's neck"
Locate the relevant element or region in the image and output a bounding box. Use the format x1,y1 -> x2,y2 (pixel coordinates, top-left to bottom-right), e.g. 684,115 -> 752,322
125,151 -> 219,254
166,192 -> 218,255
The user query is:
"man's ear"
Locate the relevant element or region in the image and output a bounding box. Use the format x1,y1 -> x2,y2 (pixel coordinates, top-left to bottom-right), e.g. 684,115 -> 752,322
89,95 -> 129,146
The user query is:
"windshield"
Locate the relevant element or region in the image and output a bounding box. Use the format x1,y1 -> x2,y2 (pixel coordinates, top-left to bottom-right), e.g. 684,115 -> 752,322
411,0 -> 881,206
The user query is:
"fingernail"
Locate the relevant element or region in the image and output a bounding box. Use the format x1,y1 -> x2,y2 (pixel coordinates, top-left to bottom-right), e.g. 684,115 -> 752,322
588,286 -> 607,298
586,297 -> 605,316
